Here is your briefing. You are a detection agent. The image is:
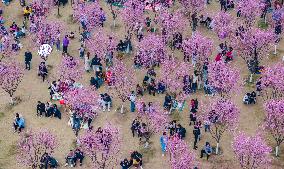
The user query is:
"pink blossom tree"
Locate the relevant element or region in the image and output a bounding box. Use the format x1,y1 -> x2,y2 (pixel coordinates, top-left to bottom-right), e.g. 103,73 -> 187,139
212,11 -> 235,39
17,129 -> 57,169
30,18 -> 64,47
137,34 -> 167,68
158,9 -> 188,43
121,0 -> 145,33
264,99 -> 284,156
182,32 -> 213,70
0,60 -> 24,104
0,35 -> 14,61
109,59 -> 136,113
159,58 -> 191,95
231,28 -> 275,74
85,28 -> 117,62
235,0 -> 264,27
63,87 -> 99,119
178,0 -> 206,14
78,123 -> 121,169
201,97 -> 240,154
232,132 -> 271,169
207,61 -> 241,97
260,63 -> 284,100
136,100 -> 169,134
31,0 -> 55,16
57,54 -> 83,82
73,1 -> 104,32
167,135 -> 197,169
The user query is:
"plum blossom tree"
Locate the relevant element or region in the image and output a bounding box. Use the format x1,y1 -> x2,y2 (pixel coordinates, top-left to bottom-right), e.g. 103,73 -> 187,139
109,59 -> 136,113
264,99 -> 284,156
30,18 -> 64,47
178,0 -> 206,14
182,32 -> 213,70
231,28 -> 275,74
31,0 -> 55,16
137,34 -> 167,68
57,54 -> 83,82
0,35 -> 14,61
232,132 -> 271,169
160,58 -> 191,95
235,0 -> 264,27
167,135 -> 197,169
63,87 -> 99,120
207,61 -> 241,97
0,60 -> 24,104
17,129 -> 57,169
73,1 -> 104,32
212,11 -> 235,39
121,0 -> 145,33
85,28 -> 117,62
260,63 -> 284,100
158,9 -> 188,42
78,124 -> 121,169
201,97 -> 240,154
136,100 -> 169,134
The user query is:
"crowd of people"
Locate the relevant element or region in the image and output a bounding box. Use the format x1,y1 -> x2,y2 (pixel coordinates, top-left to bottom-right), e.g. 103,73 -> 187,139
2,0 -> 283,168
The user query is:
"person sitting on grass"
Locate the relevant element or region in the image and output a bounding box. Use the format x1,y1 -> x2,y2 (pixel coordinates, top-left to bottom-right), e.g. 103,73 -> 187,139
65,150 -> 75,167
13,113 -> 25,133
200,142 -> 212,160
73,148 -> 84,166
130,151 -> 143,169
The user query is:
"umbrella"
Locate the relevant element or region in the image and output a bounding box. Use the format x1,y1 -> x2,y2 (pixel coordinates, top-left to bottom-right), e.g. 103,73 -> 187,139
38,44 -> 52,58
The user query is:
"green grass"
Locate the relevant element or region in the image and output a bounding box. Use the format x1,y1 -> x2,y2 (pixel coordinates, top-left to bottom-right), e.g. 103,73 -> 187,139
139,146 -> 155,163
7,144 -> 17,157
170,111 -> 181,121
70,139 -> 77,149
258,20 -> 269,30
0,112 -> 5,120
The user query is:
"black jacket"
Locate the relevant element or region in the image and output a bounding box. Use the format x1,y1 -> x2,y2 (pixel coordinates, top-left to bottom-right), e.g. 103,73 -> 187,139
25,52 -> 32,62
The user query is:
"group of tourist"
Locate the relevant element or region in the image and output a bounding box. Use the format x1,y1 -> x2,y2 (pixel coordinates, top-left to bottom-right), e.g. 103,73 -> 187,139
2,0 -> 284,168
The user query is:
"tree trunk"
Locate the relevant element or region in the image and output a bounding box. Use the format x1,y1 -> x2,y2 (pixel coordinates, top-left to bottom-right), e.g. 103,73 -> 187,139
10,95 -> 14,105
113,19 -> 116,28
249,74 -> 253,83
276,146 -> 279,157
216,142 -> 220,155
120,104 -> 124,114
274,44 -> 277,55
57,4 -> 60,16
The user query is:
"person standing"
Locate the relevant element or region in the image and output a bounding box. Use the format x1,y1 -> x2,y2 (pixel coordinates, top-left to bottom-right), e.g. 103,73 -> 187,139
84,52 -> 91,72
129,91 -> 136,112
193,124 -> 200,150
160,132 -> 168,156
24,50 -> 32,70
62,35 -> 69,53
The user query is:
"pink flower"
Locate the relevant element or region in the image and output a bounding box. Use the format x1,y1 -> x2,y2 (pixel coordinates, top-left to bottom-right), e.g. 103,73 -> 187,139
232,132 -> 271,169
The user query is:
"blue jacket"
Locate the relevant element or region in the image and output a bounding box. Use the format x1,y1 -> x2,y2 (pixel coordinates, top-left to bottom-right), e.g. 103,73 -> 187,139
16,118 -> 25,128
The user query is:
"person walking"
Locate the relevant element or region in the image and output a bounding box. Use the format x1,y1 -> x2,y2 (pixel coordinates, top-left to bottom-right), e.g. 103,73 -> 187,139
62,35 -> 69,53
38,62 -> 48,82
24,50 -> 32,70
